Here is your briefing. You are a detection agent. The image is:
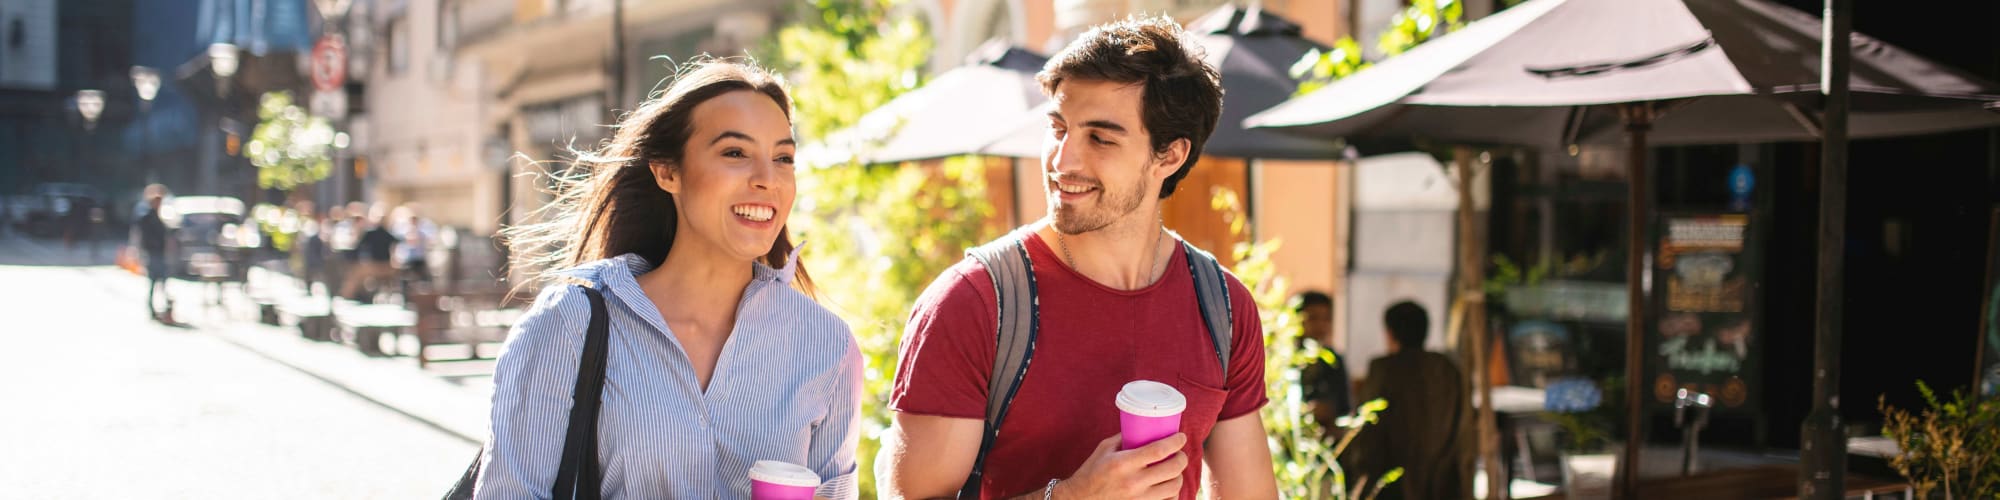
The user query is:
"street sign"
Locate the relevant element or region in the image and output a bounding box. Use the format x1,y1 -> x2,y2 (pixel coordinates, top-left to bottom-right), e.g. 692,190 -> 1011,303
311,90 -> 348,120
311,35 -> 347,93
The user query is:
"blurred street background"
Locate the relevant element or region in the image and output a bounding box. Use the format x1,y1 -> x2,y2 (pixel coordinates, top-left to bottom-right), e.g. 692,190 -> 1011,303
4,0 -> 2000,498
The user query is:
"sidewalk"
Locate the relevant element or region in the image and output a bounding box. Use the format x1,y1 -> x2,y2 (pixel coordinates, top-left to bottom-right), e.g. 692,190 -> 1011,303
6,235 -> 496,445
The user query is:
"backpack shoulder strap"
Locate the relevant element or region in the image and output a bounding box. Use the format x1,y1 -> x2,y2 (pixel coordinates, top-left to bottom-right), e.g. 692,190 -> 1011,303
956,226 -> 1042,499
1180,240 -> 1234,379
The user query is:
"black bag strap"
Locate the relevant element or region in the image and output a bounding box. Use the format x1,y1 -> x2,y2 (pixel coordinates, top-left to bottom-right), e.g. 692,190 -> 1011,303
957,227 -> 1041,500
444,284 -> 610,500
553,285 -> 610,500
953,229 -> 1233,499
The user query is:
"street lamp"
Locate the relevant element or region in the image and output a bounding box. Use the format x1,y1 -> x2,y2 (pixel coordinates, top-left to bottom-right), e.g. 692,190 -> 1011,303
133,66 -> 161,183
75,89 -> 105,130
209,43 -> 239,97
75,89 -> 105,188
313,0 -> 352,23
131,66 -> 160,108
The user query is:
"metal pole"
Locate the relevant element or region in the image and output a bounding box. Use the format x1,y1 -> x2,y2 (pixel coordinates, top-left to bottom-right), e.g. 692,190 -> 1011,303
609,0 -> 625,111
1801,0 -> 1851,497
140,104 -> 153,184
1456,146 -> 1504,498
1617,103 -> 1654,500
1456,146 -> 1503,500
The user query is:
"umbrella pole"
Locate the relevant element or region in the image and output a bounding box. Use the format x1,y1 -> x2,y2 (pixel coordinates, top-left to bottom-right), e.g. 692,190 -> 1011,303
1453,146 -> 1503,500
1801,0 -> 1852,497
1616,103 -> 1656,500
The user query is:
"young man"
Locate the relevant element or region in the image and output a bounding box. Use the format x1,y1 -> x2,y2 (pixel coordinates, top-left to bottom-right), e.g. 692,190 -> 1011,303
880,15 -> 1279,500
1345,301 -> 1474,500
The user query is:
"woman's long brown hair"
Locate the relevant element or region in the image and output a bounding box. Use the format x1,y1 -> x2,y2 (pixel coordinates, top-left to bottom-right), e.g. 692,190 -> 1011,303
504,59 -> 813,296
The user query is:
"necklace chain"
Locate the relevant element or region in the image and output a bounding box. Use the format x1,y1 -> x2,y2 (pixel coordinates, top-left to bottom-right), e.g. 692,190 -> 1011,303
1054,217 -> 1167,281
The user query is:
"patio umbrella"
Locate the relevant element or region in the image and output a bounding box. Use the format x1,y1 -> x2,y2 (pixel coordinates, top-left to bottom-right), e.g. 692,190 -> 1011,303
1244,0 -> 2000,148
1243,0 -> 2000,495
814,39 -> 1046,165
980,4 -> 1344,160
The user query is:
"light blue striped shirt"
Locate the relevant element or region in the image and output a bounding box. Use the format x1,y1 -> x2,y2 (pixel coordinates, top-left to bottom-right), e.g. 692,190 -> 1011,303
475,253 -> 862,499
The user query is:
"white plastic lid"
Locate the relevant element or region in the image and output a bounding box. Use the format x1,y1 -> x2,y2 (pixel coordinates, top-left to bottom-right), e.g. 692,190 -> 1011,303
748,460 -> 821,488
1115,380 -> 1188,417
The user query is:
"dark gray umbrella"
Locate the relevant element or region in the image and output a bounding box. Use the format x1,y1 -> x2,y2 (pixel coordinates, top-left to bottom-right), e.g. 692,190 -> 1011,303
1243,0 -> 2000,494
981,5 -> 1345,160
815,40 -> 1046,165
1244,0 -> 2000,147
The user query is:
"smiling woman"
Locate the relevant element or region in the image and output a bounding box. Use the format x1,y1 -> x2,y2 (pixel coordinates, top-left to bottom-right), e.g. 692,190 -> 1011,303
472,60 -> 862,500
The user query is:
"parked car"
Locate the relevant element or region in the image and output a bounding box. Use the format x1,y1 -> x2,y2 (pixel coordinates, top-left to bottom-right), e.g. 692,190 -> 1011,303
164,196 -> 254,281
25,183 -> 107,237
4,194 -> 46,232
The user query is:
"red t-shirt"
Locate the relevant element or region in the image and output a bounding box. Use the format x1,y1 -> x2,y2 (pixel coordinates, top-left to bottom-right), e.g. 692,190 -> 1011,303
889,232 -> 1267,499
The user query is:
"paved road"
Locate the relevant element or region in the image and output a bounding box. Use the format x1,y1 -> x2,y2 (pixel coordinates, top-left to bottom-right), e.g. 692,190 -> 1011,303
0,236 -> 479,499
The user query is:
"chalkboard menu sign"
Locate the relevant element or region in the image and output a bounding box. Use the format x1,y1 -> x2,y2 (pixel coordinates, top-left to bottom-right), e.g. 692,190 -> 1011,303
1649,212 -> 1763,410
1978,207 -> 2000,399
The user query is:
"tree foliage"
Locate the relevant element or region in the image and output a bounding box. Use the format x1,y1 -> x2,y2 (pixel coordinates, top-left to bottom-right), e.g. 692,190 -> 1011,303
1291,0 -> 1467,96
245,91 -> 335,194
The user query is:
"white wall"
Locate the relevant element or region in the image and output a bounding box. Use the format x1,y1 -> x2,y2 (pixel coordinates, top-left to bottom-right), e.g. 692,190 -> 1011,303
1344,152 -> 1481,380
363,0 -> 489,232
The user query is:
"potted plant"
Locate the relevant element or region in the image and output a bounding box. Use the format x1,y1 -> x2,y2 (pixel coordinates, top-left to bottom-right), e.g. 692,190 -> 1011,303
1543,376 -> 1620,499
1878,381 -> 2000,499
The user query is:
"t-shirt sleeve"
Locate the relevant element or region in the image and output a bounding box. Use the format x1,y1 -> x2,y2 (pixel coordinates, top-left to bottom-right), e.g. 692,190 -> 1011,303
1217,275 -> 1269,421
886,261 -> 997,420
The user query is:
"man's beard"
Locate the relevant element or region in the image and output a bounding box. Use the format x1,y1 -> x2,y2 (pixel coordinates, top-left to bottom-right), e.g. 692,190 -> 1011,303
1050,173 -> 1148,235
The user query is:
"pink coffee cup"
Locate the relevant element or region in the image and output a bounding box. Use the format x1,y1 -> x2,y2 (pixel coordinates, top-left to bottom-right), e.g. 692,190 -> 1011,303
749,460 -> 820,500
1116,380 -> 1187,451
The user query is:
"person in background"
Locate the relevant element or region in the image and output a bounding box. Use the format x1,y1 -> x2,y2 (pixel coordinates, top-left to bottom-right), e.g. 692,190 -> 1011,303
335,201 -> 365,263
65,196 -> 96,256
340,205 -> 400,302
320,205 -> 347,299
1294,290 -> 1353,434
134,184 -> 175,322
1344,301 -> 1475,500
296,201 -> 327,296
391,204 -> 436,295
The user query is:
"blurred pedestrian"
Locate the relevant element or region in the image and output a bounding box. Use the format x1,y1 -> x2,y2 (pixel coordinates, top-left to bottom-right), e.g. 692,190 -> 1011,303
391,204 -> 435,296
1344,301 -> 1474,500
64,196 -> 95,254
340,204 -> 400,302
320,205 -> 348,299
472,60 -> 859,499
135,185 -> 175,322
1294,290 -> 1353,434
297,202 -> 329,296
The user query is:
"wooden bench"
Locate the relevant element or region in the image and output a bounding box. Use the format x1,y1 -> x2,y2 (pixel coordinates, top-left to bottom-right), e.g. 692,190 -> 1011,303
277,296 -> 334,341
334,301 -> 416,357
409,288 -> 519,367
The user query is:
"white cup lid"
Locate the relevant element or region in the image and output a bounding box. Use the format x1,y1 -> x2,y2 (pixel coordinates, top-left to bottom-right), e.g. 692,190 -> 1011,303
1116,380 -> 1187,417
748,460 -> 821,488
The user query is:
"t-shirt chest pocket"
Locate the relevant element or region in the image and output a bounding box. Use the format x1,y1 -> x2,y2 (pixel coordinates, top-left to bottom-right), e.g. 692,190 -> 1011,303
1172,372 -> 1228,440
